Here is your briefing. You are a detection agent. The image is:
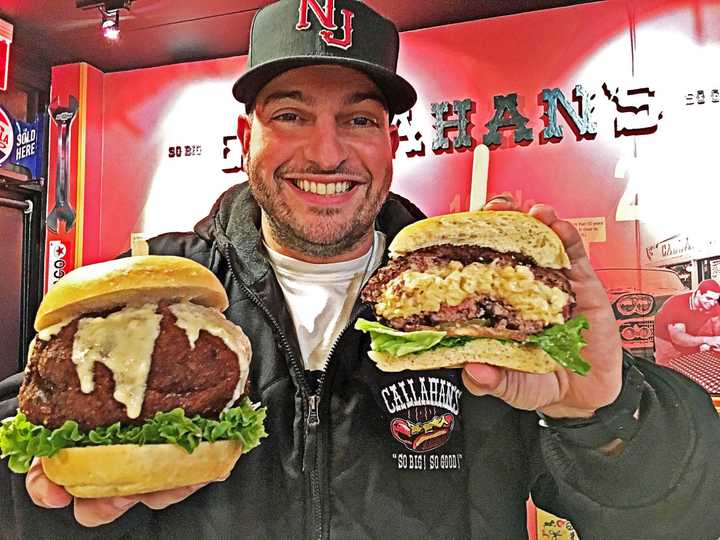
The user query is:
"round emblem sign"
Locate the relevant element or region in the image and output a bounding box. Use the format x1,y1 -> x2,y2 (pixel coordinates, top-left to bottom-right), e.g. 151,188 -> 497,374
0,108 -> 15,166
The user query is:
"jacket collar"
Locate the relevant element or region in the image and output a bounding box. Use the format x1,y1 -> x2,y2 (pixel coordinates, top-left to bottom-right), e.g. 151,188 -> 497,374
195,183 -> 269,286
194,182 -> 426,285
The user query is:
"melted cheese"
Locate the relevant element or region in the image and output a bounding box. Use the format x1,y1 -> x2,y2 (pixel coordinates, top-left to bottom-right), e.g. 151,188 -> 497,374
72,304 -> 162,419
376,261 -> 569,325
169,302 -> 251,411
24,337 -> 37,374
37,319 -> 72,342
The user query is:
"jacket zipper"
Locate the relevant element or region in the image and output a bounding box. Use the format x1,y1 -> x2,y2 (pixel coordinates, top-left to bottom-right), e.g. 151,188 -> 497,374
304,393 -> 322,540
221,245 -> 323,540
306,303 -> 371,539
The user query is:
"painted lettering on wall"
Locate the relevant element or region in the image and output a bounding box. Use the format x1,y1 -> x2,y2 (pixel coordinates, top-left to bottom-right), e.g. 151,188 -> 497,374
395,82 -> 663,158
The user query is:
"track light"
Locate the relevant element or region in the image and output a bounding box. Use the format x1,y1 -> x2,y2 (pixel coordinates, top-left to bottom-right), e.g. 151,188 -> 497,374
75,1 -> 133,40
100,8 -> 120,40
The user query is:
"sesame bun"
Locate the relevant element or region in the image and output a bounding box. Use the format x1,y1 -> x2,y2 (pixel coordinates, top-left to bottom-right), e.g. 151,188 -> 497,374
41,441 -> 243,498
388,210 -> 571,269
35,256 -> 228,332
368,338 -> 558,374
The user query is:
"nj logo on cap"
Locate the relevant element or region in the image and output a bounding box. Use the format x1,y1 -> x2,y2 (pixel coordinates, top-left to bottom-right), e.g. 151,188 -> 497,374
296,0 -> 355,50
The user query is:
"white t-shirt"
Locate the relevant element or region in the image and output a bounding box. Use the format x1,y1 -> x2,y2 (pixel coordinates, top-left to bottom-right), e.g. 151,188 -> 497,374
264,231 -> 386,371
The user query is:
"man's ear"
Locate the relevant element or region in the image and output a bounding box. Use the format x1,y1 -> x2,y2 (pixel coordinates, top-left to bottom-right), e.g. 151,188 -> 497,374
390,124 -> 400,158
237,114 -> 252,154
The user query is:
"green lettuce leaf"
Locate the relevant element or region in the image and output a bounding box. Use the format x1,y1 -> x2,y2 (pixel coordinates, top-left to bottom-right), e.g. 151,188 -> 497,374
0,398 -> 267,474
430,336 -> 476,349
355,316 -> 591,375
526,315 -> 590,375
354,319 -> 447,356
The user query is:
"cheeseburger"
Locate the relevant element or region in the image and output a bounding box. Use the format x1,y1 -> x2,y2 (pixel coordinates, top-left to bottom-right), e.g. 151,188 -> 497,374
356,211 -> 590,374
0,256 -> 266,498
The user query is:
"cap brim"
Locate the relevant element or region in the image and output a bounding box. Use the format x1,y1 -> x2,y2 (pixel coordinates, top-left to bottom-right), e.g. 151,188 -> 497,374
232,56 -> 417,115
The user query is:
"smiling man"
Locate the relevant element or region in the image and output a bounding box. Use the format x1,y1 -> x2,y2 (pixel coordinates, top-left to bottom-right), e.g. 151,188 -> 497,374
3,1 -> 720,539
242,65 -> 397,261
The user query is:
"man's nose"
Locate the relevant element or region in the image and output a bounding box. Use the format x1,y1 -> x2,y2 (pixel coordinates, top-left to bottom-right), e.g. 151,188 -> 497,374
302,117 -> 348,171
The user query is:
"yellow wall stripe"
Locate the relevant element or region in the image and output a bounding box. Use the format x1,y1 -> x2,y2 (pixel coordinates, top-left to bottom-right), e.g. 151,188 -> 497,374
74,63 -> 87,267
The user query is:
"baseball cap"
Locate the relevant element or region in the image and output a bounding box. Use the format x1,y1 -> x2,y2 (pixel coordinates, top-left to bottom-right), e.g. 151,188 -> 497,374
698,280 -> 720,296
232,0 -> 417,114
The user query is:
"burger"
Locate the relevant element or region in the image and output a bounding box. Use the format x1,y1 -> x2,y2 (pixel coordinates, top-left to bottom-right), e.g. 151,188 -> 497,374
0,255 -> 266,498
355,210 -> 590,374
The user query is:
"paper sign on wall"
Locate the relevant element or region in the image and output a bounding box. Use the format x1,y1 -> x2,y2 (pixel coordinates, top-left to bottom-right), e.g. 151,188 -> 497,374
567,217 -> 606,254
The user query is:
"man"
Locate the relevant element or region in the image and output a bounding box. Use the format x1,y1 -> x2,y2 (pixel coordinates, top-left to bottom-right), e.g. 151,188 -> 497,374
2,1 -> 720,539
654,279 -> 720,363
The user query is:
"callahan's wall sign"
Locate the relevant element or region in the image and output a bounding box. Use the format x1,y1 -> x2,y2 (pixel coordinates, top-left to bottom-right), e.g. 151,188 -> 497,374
394,83 -> 664,157
645,235 -> 694,264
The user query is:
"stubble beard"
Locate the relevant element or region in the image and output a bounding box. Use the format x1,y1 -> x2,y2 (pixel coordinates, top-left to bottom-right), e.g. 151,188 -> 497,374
246,157 -> 391,258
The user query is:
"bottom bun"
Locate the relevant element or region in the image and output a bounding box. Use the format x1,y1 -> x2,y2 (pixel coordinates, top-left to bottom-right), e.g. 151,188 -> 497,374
41,440 -> 243,498
368,338 -> 558,374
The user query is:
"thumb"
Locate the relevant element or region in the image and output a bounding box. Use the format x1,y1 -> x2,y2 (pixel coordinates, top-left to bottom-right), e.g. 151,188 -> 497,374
25,458 -> 72,509
462,364 -> 505,397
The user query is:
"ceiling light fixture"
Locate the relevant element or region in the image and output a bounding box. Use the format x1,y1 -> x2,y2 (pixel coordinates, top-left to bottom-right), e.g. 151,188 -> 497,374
75,0 -> 133,40
100,7 -> 121,40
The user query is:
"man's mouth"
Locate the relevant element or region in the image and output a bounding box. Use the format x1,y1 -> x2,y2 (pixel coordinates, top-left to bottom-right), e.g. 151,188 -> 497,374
281,172 -> 366,199
290,179 -> 354,195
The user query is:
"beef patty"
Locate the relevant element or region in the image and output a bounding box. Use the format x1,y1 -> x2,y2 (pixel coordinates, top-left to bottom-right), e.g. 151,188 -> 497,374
361,245 -> 574,337
19,304 -> 246,431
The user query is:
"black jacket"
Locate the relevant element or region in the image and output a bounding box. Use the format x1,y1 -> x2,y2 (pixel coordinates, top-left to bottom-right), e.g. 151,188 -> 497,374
2,183 -> 720,540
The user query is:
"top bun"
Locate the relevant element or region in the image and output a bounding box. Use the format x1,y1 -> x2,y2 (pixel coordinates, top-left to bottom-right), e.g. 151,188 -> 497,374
388,210 -> 571,269
35,256 -> 228,331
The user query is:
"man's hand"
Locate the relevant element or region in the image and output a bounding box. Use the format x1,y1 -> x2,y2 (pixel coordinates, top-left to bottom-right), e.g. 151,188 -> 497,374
25,458 -> 213,527
461,195 -> 623,419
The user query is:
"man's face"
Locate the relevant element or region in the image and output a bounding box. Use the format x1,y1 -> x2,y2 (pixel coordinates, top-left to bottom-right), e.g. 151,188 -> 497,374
692,289 -> 720,310
240,65 -> 398,259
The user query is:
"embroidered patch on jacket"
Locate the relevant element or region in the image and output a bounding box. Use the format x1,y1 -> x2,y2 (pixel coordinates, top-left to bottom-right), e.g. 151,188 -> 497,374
390,413 -> 455,452
380,375 -> 464,470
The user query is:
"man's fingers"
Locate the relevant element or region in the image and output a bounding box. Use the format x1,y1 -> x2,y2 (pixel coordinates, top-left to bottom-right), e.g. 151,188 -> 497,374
527,203 -> 557,226
528,204 -> 594,276
550,220 -> 588,263
487,200 -> 589,268
139,483 -> 208,510
71,483 -> 209,527
483,193 -> 520,211
73,496 -> 138,528
527,203 -> 585,260
25,458 -> 72,509
26,459 -> 138,528
462,363 -> 505,396
26,454 -> 212,526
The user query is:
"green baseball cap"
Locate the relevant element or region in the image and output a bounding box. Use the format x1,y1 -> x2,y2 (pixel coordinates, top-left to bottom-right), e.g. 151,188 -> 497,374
232,0 -> 417,114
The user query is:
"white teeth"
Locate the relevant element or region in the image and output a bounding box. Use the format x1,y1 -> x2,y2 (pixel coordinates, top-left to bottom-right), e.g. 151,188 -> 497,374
292,180 -> 354,195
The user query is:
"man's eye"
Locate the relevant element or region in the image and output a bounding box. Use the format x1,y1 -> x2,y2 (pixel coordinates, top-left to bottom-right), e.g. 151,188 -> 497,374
351,116 -> 378,127
274,112 -> 300,122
